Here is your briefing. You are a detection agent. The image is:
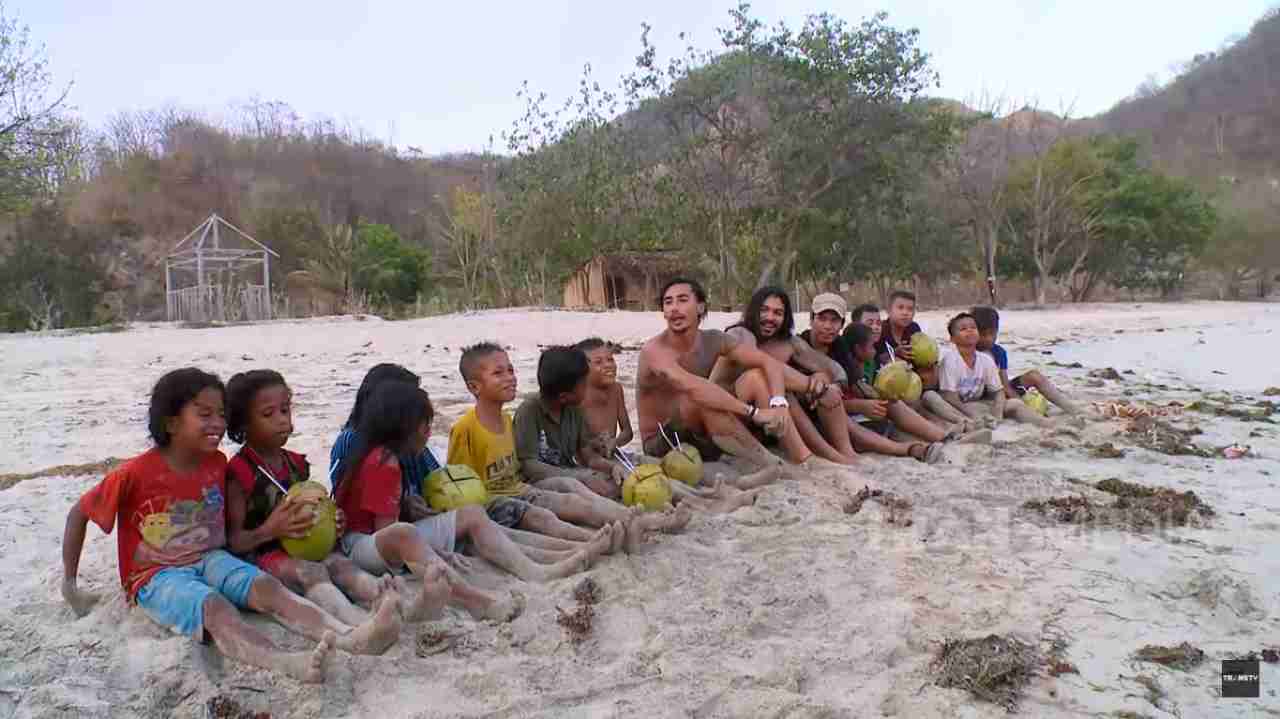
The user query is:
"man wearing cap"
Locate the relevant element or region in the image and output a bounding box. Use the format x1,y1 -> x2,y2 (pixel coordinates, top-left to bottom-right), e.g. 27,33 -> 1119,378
708,286 -> 858,465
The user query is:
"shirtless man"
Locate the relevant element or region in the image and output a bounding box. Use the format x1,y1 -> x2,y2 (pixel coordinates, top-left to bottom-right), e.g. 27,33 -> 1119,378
636,278 -> 793,489
708,286 -> 857,465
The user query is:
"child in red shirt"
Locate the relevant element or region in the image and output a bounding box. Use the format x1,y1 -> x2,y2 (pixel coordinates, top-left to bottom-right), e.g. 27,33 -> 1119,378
224,370 -> 398,635
333,382 -> 530,622
61,368 -> 399,684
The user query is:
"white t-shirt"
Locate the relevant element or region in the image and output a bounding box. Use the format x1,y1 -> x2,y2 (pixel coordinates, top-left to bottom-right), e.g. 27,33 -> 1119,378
939,348 -> 1001,402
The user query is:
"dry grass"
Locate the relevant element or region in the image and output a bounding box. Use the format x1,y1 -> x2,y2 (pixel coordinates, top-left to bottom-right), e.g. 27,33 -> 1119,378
842,486 -> 913,525
0,457 -> 124,492
931,634 -> 1041,711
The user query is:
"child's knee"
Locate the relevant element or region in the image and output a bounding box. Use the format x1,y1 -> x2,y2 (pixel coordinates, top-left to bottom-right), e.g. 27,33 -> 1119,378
1023,370 -> 1045,386
201,592 -> 238,625
294,561 -> 332,589
453,504 -> 487,532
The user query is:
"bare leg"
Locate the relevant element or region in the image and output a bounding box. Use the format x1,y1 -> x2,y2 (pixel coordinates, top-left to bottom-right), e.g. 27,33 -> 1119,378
922,390 -> 973,426
790,401 -> 856,464
502,527 -> 586,551
245,574 -> 401,655
281,558 -> 370,627
847,420 -> 913,457
735,370 -> 830,464
1019,371 -> 1084,415
534,486 -> 629,526
370,522 -> 452,621
430,561 -> 523,622
677,487 -> 760,514
1001,399 -> 1056,428
203,595 -> 333,683
517,505 -> 597,542
455,505 -> 607,581
323,554 -> 384,606
886,401 -> 948,443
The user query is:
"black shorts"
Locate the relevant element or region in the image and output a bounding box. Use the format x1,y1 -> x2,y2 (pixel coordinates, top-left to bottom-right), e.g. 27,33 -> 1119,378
484,489 -> 554,528
1009,375 -> 1029,396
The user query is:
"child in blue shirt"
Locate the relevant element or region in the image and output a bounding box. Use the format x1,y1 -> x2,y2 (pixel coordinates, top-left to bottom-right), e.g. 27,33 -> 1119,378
971,306 -> 1085,418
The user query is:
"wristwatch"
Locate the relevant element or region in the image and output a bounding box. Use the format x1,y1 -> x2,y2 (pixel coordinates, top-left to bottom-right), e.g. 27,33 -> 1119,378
768,396 -> 789,409
746,404 -> 758,421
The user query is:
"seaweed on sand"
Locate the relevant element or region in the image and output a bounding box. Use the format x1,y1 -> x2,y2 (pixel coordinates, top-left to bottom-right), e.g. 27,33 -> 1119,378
931,634 -> 1041,711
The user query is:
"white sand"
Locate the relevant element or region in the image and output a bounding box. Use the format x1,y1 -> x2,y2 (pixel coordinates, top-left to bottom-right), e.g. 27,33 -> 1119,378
1,301 -> 1278,718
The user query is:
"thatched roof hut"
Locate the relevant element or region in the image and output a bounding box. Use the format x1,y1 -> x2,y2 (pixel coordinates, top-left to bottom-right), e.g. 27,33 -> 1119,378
562,251 -> 689,310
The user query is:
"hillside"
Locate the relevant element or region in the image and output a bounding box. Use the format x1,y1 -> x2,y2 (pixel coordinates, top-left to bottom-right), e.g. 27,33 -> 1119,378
1097,9 -> 1280,184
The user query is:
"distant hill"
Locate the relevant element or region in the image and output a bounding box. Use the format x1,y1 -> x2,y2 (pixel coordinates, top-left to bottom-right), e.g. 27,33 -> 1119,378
1095,8 -> 1280,185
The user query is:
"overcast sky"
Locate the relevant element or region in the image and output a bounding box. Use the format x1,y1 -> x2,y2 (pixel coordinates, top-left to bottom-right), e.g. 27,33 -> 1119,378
19,0 -> 1277,155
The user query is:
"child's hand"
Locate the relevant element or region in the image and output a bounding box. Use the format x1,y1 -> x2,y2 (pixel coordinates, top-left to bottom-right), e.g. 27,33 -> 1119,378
896,344 -> 914,362
865,400 -> 889,419
334,508 -> 346,538
61,577 -> 100,617
753,407 -> 789,437
610,463 -> 629,485
816,385 -> 843,410
264,497 -> 317,540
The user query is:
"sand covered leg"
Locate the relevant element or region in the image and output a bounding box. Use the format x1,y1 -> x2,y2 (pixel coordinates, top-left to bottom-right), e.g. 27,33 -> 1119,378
518,505 -> 598,542
245,574 -> 400,655
285,559 -> 370,627
1019,370 -> 1085,415
458,506 -> 610,581
204,594 -> 334,684
323,554 -> 384,606
921,390 -> 971,426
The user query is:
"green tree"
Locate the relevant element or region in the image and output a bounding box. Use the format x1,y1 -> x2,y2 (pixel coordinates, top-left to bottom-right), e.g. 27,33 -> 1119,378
0,4 -> 76,211
351,221 -> 428,308
0,203 -> 108,330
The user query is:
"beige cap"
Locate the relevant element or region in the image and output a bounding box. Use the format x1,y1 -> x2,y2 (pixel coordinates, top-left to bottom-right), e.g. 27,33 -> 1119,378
810,293 -> 847,319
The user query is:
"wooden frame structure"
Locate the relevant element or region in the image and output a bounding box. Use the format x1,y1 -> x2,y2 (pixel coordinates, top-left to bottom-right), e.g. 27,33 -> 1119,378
165,213 -> 279,322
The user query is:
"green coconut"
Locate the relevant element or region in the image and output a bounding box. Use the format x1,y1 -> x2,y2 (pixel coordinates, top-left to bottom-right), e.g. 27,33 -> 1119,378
904,371 -> 924,402
279,481 -> 338,561
622,464 -> 673,511
874,361 -> 914,401
910,333 -> 940,369
423,464 -> 490,511
1023,389 -> 1050,416
660,445 -> 704,487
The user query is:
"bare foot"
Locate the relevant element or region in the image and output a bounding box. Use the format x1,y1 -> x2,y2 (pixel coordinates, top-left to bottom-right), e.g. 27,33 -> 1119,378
470,591 -> 525,623
951,429 -> 992,445
404,562 -> 450,622
653,504 -> 692,533
608,516 -> 626,555
335,589 -> 402,655
284,630 -> 335,684
734,463 -> 780,490
716,488 -> 760,513
623,511 -> 648,554
585,525 -> 614,566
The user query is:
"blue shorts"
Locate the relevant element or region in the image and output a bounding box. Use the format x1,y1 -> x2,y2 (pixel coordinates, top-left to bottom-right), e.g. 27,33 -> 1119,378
135,549 -> 263,641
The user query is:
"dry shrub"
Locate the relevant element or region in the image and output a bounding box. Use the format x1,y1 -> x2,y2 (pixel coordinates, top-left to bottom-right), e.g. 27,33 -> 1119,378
931,634 -> 1041,711
1124,416 -> 1217,457
206,695 -> 269,719
556,604 -> 595,644
1133,643 -> 1205,670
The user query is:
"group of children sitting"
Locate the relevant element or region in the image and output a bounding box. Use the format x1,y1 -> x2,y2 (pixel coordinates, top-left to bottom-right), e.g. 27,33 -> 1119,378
59,338 -> 704,683
58,294 -> 1084,684
801,291 -> 1083,455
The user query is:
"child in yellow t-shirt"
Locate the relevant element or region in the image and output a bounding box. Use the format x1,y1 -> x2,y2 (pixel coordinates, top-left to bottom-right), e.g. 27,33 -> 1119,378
448,343 -> 689,552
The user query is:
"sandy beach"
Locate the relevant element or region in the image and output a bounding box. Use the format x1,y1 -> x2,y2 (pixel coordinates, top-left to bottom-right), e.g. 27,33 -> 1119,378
1,301 -> 1278,718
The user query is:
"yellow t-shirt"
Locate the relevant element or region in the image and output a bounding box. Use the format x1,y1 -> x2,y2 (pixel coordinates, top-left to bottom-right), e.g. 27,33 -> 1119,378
447,408 -> 526,498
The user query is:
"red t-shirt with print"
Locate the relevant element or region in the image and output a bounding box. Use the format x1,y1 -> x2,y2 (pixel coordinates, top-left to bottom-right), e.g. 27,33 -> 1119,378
334,447 -> 402,535
78,448 -> 228,601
